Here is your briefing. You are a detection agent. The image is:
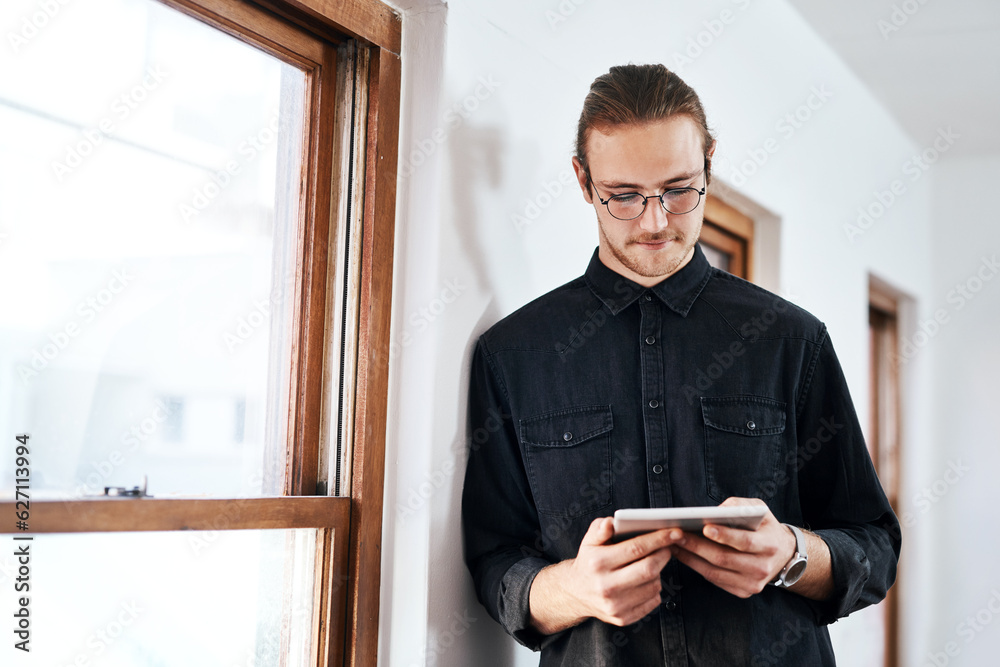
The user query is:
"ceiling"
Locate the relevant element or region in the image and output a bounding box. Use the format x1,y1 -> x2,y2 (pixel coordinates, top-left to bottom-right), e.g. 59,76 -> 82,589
787,0 -> 1000,157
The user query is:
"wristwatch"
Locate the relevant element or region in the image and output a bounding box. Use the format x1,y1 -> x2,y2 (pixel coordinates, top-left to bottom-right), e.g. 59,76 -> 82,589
771,524 -> 808,588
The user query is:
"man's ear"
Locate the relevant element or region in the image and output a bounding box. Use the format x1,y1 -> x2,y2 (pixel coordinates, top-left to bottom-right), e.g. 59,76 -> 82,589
571,156 -> 594,204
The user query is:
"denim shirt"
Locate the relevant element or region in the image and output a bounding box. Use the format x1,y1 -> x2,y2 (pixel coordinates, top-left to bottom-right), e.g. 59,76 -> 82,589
462,244 -> 900,666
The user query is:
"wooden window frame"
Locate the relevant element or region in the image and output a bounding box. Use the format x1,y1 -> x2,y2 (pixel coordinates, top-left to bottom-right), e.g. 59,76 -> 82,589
702,195 -> 754,281
0,1 -> 400,666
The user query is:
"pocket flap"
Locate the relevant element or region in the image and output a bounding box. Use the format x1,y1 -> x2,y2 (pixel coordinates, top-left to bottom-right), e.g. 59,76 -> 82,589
701,396 -> 786,436
520,405 -> 613,447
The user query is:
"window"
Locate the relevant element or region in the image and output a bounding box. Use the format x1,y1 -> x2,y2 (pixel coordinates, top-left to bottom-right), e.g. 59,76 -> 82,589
0,0 -> 401,664
701,195 -> 754,281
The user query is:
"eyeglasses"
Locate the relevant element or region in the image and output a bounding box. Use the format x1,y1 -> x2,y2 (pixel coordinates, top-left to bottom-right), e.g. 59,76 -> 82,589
588,171 -> 707,220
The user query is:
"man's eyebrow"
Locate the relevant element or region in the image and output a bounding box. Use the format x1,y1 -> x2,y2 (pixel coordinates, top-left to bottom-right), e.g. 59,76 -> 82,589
598,170 -> 702,190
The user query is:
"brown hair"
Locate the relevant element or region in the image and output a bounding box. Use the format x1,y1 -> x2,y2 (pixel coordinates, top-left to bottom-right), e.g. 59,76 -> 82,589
576,63 -> 715,184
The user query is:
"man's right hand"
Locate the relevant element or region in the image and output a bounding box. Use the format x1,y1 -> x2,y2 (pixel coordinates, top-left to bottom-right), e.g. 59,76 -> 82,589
528,517 -> 680,635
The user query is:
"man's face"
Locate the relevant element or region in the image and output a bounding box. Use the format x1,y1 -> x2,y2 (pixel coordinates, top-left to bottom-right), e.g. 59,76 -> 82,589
572,115 -> 713,287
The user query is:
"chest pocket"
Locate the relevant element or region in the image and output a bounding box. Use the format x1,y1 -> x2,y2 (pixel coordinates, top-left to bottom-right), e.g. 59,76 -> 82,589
520,405 -> 613,518
701,396 -> 786,503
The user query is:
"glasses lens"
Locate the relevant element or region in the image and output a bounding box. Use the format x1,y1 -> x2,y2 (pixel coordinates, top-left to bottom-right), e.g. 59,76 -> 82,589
661,189 -> 701,214
607,194 -> 646,220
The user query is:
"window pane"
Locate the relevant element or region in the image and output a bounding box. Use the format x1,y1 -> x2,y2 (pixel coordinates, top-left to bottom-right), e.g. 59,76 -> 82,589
701,243 -> 732,272
0,0 -> 306,497
0,529 -> 316,665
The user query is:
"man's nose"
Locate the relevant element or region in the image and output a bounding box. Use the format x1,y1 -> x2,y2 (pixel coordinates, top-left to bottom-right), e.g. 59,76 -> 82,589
637,197 -> 670,232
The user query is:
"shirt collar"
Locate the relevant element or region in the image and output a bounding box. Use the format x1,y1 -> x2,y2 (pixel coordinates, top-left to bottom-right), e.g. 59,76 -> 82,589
584,242 -> 713,317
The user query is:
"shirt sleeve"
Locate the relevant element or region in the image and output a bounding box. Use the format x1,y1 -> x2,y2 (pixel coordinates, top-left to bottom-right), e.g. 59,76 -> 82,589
794,326 -> 901,625
461,336 -> 560,650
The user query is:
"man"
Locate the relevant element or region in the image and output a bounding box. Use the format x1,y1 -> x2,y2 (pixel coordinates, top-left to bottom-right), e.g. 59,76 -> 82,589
462,64 -> 899,665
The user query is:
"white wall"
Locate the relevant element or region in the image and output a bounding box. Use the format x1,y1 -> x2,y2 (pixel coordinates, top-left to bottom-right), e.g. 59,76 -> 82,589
923,155 -> 1000,667
380,1 -> 943,665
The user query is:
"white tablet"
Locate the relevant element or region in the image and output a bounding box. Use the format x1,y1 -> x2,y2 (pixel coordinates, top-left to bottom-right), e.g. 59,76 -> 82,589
612,505 -> 767,538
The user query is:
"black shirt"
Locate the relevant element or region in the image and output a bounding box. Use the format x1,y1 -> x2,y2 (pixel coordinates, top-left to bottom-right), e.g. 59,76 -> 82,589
462,244 -> 900,666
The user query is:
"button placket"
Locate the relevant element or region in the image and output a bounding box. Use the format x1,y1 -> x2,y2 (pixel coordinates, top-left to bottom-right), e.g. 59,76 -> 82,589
639,294 -> 671,508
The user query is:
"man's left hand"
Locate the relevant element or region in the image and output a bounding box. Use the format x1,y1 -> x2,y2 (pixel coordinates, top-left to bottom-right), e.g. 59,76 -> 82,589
670,497 -> 796,599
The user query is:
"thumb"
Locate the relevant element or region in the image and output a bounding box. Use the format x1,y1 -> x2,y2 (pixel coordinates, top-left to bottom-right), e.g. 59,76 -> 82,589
580,517 -> 614,547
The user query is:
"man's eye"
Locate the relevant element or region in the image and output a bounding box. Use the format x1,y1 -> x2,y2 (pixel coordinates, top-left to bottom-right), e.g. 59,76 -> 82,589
612,194 -> 642,205
664,189 -> 689,199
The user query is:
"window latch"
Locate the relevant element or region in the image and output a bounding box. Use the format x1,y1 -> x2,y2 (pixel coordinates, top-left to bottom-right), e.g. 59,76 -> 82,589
102,475 -> 152,498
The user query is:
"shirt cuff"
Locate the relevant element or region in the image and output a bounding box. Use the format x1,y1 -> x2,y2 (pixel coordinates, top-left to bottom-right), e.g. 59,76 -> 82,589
497,557 -> 563,651
811,529 -> 871,624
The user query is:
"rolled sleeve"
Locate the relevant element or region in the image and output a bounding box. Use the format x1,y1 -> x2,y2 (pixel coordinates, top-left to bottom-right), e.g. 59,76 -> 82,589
463,337 -> 556,646
497,557 -> 559,650
812,529 -> 871,624
795,328 -> 901,624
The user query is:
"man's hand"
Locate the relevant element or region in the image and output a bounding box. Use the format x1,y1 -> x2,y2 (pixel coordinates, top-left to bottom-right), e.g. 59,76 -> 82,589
670,497 -> 833,600
528,517 -> 680,635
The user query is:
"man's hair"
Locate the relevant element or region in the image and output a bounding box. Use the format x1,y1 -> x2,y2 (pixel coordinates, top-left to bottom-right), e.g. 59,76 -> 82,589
575,63 -> 715,184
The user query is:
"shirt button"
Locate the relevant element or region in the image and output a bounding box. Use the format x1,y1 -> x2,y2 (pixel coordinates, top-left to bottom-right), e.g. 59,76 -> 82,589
648,399 -> 659,409
747,420 -> 756,430
664,600 -> 677,610
563,431 -> 573,441
643,294 -> 652,302
645,335 -> 655,345
652,464 -> 663,474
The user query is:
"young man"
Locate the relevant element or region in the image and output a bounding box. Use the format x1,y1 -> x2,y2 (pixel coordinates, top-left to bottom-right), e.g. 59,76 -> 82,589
462,64 -> 899,665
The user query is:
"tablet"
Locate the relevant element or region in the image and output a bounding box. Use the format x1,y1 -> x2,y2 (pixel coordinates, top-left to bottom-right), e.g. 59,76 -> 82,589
612,505 -> 767,538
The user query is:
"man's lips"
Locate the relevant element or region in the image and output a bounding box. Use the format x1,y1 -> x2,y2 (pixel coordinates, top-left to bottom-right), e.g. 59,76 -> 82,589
632,238 -> 676,248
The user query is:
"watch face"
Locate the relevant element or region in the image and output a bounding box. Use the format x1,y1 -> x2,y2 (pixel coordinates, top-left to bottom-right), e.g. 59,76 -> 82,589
784,558 -> 808,585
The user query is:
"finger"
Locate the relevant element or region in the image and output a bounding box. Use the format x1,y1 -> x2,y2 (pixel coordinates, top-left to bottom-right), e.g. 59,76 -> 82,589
674,533 -> 751,574
718,496 -> 764,507
672,547 -> 755,598
580,517 -> 615,547
608,546 -> 673,589
605,529 -> 678,568
617,588 -> 663,626
702,523 -> 759,553
601,579 -> 662,626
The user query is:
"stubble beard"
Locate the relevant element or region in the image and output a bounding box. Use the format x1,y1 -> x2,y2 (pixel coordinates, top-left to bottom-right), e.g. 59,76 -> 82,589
599,216 -> 701,280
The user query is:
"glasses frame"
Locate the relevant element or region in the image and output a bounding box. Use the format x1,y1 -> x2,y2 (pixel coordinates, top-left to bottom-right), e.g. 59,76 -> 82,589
587,170 -> 707,220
